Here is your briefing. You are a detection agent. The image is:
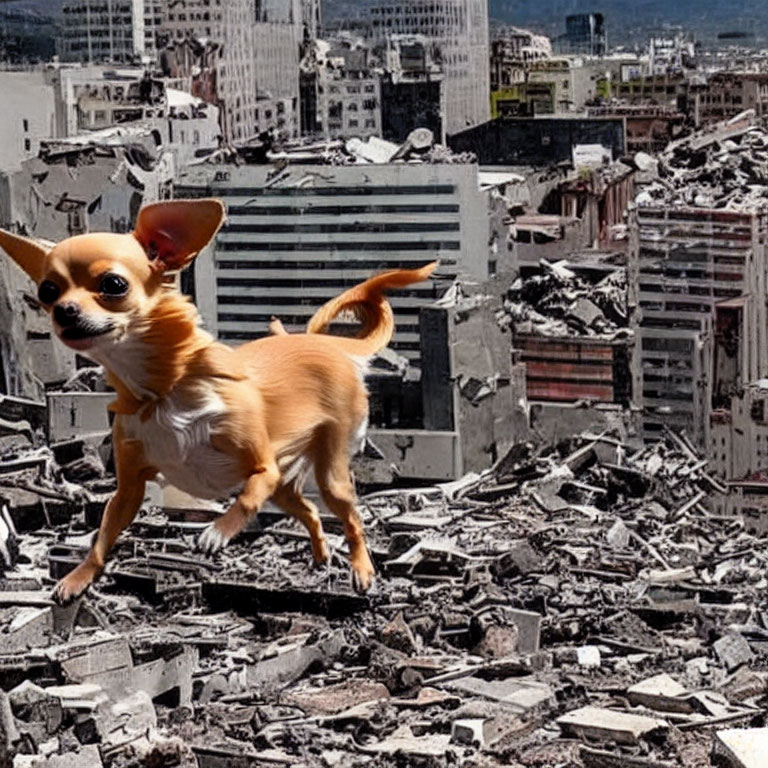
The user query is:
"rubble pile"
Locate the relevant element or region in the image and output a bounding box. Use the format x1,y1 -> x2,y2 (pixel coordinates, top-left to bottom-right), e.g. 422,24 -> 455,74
1,405 -> 767,767
500,259 -> 629,339
636,120 -> 768,210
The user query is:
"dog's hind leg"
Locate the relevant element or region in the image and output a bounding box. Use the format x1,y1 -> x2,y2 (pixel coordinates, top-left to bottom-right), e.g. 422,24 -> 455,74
314,425 -> 375,593
271,483 -> 329,564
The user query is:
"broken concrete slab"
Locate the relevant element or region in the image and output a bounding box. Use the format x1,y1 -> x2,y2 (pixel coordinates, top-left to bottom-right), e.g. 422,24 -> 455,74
627,673 -> 691,713
247,631 -> 345,690
558,706 -> 668,745
713,728 -> 768,768
714,633 -> 755,672
283,679 -> 389,716
445,675 -> 554,714
358,724 -> 456,757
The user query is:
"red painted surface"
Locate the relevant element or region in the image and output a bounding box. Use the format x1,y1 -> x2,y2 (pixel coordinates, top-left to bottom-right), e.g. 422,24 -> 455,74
517,335 -> 616,402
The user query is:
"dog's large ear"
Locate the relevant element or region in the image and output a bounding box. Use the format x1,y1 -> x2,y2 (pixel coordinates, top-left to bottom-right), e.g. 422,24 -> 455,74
0,230 -> 50,283
133,199 -> 226,272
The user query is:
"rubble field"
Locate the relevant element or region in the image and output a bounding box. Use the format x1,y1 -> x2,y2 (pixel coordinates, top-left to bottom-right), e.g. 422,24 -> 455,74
1,418 -> 768,768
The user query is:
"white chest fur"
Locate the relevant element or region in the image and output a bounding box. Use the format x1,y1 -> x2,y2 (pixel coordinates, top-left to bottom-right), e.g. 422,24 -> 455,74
121,384 -> 244,499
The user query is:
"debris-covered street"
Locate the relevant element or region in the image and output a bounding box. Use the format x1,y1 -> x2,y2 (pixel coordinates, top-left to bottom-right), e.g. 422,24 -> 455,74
2,391 -> 767,767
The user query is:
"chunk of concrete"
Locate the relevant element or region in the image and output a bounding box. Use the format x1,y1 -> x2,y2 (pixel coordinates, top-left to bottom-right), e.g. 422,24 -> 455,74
380,612 -> 419,654
446,676 -> 554,714
284,679 -> 389,716
558,706 -> 668,745
507,608 -> 542,654
359,724 -> 454,757
714,728 -> 768,768
474,623 -> 519,659
577,645 -> 602,669
714,633 -> 755,672
627,673 -> 690,712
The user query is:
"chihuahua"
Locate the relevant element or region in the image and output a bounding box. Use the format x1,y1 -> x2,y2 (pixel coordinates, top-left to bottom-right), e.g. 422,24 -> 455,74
0,199 -> 437,604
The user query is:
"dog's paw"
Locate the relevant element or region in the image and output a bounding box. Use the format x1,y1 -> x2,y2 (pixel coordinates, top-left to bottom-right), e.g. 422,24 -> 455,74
52,571 -> 91,606
197,523 -> 231,555
350,563 -> 375,594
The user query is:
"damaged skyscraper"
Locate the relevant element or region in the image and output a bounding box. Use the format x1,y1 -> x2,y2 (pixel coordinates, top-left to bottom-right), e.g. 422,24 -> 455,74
159,0 -> 303,141
59,0 -> 164,63
368,0 -> 490,135
629,119 -> 768,469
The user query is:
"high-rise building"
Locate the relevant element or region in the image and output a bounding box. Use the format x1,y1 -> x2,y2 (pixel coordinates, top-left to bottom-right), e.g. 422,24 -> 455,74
60,0 -> 163,63
629,206 -> 768,450
175,162 -> 490,362
556,13 -> 606,56
369,0 -> 490,135
159,0 -> 302,142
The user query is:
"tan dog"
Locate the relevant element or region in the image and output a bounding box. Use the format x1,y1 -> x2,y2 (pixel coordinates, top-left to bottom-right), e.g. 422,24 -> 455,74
0,200 -> 437,604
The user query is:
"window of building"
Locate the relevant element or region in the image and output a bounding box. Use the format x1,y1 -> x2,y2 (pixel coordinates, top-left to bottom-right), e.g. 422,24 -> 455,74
22,119 -> 28,132
24,138 -> 31,152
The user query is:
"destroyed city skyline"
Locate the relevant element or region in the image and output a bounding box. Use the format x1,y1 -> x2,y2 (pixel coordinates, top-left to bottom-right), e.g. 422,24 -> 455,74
3,1 -> 768,767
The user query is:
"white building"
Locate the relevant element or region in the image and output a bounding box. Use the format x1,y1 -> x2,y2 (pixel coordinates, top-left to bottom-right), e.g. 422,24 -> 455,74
176,162 -> 490,362
369,0 -> 490,135
59,0 -> 164,63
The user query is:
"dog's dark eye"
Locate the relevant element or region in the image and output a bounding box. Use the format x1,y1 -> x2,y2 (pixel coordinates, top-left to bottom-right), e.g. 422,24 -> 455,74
99,274 -> 129,297
37,280 -> 60,305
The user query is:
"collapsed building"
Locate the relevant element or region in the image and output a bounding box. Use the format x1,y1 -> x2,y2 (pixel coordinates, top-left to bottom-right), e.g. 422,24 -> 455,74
629,117 -> 768,484
299,34 -> 444,144
0,380 -> 766,766
499,258 -> 636,444
0,129 -> 176,403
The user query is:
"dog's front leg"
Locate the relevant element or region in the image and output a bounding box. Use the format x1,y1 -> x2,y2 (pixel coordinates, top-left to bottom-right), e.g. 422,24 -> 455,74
52,437 -> 153,605
197,461 -> 280,554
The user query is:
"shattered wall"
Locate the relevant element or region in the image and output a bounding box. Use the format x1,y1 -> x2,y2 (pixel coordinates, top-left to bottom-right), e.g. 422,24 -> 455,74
420,294 -> 527,474
3,140 -> 174,241
0,138 -> 175,398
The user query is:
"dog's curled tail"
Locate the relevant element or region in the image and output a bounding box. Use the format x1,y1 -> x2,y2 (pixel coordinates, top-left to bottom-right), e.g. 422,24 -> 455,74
306,261 -> 438,356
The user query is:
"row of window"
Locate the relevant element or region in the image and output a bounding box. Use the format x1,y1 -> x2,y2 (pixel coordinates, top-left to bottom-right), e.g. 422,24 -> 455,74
218,312 -> 422,328
638,282 -> 741,298
639,266 -> 743,282
223,222 -> 460,235
227,204 -> 460,216
640,317 -> 703,330
176,184 -> 457,198
216,240 -> 460,253
218,289 -> 437,305
213,258 -> 455,273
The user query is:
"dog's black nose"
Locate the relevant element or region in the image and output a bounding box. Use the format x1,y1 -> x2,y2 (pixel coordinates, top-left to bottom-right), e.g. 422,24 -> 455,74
53,302 -> 81,327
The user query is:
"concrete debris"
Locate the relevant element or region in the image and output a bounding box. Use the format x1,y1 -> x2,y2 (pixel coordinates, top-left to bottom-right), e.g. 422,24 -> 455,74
501,258 -> 629,340
637,119 -> 768,210
558,705 -> 668,745
713,728 -> 768,768
1,400 -> 768,766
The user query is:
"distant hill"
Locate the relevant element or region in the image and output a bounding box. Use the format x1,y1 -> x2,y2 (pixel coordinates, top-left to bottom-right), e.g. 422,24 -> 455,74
0,0 -> 61,16
490,0 -> 767,42
322,0 -> 768,45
